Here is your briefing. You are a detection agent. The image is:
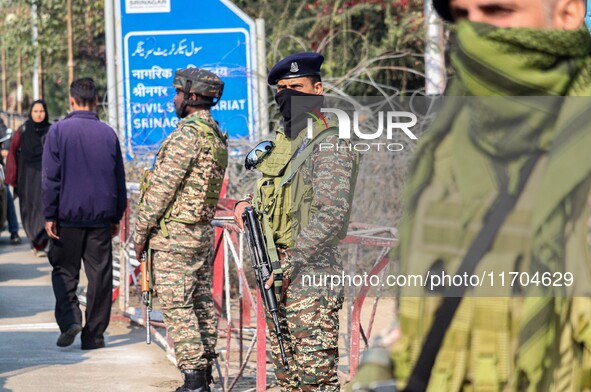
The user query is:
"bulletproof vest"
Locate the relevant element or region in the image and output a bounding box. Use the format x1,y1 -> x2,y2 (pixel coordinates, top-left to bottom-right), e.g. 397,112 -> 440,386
393,133 -> 543,391
253,122 -> 350,248
167,116 -> 227,225
140,116 -> 227,233
253,130 -> 295,247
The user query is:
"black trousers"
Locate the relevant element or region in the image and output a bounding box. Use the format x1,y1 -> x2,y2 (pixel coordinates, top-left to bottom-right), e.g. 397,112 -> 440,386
48,226 -> 113,346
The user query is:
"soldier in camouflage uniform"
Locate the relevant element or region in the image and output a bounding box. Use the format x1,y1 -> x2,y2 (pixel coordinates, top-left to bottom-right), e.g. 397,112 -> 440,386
235,52 -> 358,391
134,68 -> 228,392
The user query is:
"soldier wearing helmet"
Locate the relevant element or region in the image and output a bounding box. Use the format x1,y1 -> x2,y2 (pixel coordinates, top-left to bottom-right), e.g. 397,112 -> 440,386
172,68 -> 224,118
134,67 -> 228,392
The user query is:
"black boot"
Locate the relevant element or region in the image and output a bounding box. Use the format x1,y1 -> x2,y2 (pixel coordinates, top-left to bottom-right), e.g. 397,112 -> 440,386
174,370 -> 210,392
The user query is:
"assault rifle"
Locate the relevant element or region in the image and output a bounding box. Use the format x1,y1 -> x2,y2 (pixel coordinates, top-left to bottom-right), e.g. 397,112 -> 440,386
140,248 -> 153,344
241,206 -> 289,370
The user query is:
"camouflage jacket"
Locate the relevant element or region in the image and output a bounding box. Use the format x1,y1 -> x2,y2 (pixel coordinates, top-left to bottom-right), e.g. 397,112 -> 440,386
134,110 -> 227,252
283,131 -> 357,277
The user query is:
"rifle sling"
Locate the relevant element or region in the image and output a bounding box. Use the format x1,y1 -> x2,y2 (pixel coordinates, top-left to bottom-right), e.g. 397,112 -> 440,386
403,153 -> 541,392
279,127 -> 339,188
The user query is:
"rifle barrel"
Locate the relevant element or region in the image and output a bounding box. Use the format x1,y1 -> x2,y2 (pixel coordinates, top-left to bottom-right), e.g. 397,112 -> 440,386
146,307 -> 151,344
242,206 -> 289,370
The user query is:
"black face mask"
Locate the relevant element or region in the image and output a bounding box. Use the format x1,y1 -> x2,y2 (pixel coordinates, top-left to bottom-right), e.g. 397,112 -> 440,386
275,89 -> 324,139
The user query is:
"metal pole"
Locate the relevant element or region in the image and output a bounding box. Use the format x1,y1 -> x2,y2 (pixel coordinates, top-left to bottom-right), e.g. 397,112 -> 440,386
119,199 -> 130,313
255,18 -> 269,140
1,46 -> 7,112
224,235 -> 231,392
38,53 -> 43,99
256,291 -> 267,392
67,0 -> 75,86
104,0 -> 118,129
424,0 -> 446,95
17,49 -> 22,114
31,0 -> 40,100
113,0 -> 127,150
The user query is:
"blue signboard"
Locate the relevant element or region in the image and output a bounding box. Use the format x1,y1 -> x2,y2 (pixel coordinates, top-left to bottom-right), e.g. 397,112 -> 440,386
116,0 -> 257,157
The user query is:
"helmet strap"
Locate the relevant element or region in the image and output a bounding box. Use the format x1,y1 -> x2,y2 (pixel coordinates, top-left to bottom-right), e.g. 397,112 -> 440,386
176,79 -> 217,116
185,98 -> 215,107
176,101 -> 188,118
183,79 -> 192,100
176,79 -> 193,118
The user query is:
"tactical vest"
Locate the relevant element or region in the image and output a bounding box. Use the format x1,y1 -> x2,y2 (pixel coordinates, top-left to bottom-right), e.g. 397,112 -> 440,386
139,116 -> 228,234
392,132 -> 591,391
253,124 -> 352,248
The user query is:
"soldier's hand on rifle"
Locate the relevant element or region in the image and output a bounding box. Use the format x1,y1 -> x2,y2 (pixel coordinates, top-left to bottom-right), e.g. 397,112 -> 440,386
264,276 -> 274,290
233,200 -> 251,231
134,242 -> 145,261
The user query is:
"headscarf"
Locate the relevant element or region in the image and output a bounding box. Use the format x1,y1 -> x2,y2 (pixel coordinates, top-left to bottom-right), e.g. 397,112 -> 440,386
20,99 -> 50,167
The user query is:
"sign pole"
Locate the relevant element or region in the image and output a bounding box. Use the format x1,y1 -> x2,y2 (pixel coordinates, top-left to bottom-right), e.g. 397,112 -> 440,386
105,0 -> 119,132
255,18 -> 268,140
424,0 -> 446,95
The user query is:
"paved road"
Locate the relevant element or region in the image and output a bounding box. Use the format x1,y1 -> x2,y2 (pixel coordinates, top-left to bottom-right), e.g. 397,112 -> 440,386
0,231 -> 180,392
0,222 -> 398,392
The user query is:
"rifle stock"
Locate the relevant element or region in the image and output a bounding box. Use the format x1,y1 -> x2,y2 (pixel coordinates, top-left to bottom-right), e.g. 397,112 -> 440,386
241,206 -> 289,370
140,248 -> 153,344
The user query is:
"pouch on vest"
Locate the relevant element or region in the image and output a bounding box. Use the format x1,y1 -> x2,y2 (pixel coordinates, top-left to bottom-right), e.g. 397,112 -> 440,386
253,131 -> 301,247
255,128 -> 344,247
256,175 -> 294,247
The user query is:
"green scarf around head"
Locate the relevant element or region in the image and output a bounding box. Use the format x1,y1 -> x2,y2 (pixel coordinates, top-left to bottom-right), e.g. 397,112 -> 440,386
396,21 -> 591,389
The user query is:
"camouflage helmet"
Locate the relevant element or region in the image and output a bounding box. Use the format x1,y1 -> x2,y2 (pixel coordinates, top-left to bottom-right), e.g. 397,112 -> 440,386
172,68 -> 224,100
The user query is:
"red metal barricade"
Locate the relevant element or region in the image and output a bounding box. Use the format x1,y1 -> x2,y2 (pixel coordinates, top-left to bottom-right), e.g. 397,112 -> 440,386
118,179 -> 397,391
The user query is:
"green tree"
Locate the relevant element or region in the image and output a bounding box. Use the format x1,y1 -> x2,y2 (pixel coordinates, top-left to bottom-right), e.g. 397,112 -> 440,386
0,0 -> 107,118
234,0 -> 427,95
1,0 -> 428,116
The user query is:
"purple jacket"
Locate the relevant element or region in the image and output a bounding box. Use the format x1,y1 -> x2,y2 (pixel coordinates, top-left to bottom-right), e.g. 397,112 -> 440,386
42,110 -> 126,227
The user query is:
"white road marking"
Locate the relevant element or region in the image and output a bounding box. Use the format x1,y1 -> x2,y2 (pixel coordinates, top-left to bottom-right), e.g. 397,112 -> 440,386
0,322 -> 59,331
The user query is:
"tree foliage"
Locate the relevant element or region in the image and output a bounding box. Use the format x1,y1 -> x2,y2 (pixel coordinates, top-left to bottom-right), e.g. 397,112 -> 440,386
0,0 -> 106,118
234,0 -> 427,95
0,0 -> 427,117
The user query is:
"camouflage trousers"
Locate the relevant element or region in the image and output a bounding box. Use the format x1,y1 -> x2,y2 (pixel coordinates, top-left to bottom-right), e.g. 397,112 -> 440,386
152,243 -> 217,371
267,253 -> 344,392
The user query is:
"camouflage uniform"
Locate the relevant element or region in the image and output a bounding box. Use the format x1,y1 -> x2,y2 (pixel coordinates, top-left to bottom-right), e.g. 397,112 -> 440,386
134,109 -> 227,372
268,252 -> 344,391
152,234 -> 216,370
256,130 -> 356,392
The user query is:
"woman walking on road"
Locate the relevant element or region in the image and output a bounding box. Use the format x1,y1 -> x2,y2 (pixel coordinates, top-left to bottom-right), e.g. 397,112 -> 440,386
6,99 -> 51,256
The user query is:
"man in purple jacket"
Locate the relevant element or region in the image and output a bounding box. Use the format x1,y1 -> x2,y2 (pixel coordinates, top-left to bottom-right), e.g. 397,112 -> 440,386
42,77 -> 126,350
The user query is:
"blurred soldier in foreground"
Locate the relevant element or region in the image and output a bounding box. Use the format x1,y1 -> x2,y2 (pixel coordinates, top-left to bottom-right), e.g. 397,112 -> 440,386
234,52 -> 358,391
352,0 -> 591,391
134,68 -> 228,392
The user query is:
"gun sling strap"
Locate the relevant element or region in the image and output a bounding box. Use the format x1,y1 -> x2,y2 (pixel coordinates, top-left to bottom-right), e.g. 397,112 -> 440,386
403,153 -> 541,392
